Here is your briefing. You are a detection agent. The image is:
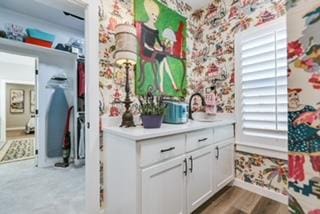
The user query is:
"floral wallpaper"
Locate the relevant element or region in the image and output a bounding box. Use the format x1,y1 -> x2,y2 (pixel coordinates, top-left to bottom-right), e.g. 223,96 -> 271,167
188,0 -> 286,113
97,0 -> 292,209
236,151 -> 288,195
287,0 -> 320,213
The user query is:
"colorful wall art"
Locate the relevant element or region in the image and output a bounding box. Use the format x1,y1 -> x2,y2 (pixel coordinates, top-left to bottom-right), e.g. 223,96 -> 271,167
134,0 -> 187,97
287,0 -> 320,213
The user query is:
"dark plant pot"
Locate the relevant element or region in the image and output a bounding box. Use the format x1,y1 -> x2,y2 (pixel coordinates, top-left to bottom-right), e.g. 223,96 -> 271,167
141,115 -> 163,129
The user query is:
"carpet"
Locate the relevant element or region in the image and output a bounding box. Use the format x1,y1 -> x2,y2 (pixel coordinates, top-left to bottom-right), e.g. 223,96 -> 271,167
0,138 -> 35,164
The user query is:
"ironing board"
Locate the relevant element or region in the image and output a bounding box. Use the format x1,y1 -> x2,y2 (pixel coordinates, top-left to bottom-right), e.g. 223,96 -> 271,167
47,87 -> 69,157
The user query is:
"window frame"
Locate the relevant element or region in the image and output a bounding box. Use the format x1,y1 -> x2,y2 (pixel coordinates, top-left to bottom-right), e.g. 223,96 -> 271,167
235,16 -> 288,158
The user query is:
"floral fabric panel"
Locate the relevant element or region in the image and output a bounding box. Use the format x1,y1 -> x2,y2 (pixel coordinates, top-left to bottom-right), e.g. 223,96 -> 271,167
235,151 -> 288,195
287,0 -> 320,213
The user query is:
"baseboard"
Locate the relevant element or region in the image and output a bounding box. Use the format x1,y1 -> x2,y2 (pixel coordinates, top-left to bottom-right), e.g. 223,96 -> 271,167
6,127 -> 25,131
233,178 -> 288,205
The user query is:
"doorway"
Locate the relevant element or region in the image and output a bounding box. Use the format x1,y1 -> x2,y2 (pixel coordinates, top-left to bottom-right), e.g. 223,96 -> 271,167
0,53 -> 36,165
0,0 -> 87,212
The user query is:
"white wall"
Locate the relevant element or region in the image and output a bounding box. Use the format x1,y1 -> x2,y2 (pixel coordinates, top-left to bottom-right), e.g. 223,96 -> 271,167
0,52 -> 35,83
0,7 -> 84,47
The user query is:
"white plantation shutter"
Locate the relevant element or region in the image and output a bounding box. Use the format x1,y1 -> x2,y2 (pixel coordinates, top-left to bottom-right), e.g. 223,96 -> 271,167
235,17 -> 287,151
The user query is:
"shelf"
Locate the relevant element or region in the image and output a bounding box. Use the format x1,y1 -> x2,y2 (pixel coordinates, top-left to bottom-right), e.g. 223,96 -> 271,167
0,38 -> 77,60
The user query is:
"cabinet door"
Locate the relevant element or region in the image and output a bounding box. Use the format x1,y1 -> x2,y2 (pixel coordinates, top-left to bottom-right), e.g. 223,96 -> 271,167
141,155 -> 187,214
187,146 -> 214,213
213,139 -> 234,192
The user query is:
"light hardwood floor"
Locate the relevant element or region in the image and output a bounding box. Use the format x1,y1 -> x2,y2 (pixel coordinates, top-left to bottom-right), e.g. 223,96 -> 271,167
193,186 -> 288,214
6,130 -> 34,140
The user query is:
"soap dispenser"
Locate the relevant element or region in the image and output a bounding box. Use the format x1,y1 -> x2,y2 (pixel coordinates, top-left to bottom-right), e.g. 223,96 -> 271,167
205,87 -> 217,115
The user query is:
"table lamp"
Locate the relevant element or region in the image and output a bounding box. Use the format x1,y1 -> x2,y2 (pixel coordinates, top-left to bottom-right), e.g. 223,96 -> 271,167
114,24 -> 137,127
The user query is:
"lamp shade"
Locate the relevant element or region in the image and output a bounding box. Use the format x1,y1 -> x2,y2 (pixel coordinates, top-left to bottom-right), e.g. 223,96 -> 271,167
114,24 -> 137,65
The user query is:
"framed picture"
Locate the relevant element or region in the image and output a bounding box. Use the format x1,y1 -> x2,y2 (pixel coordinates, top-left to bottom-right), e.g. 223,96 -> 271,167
30,90 -> 36,114
10,89 -> 24,113
134,0 -> 187,98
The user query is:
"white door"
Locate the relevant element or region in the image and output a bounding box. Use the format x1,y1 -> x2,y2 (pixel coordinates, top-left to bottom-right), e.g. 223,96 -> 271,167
141,155 -> 187,214
213,139 -> 234,192
187,146 -> 214,213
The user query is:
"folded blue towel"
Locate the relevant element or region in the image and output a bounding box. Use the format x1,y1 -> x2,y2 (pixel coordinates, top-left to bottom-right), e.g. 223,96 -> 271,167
26,28 -> 55,43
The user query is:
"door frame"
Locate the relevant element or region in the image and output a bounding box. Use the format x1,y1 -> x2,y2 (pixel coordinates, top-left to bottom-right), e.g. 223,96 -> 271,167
84,1 -> 100,213
61,0 -> 100,213
76,0 -> 101,213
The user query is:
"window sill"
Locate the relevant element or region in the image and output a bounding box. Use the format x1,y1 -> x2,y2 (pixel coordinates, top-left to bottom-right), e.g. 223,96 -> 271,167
235,141 -> 288,160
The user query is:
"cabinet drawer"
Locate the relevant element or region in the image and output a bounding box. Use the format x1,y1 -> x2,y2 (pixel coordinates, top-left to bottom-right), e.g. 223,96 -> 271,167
139,134 -> 185,167
186,129 -> 213,152
213,125 -> 234,143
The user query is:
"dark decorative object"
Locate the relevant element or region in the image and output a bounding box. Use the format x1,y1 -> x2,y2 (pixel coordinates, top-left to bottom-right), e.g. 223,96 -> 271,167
0,30 -> 7,38
139,92 -> 167,129
55,43 -> 72,52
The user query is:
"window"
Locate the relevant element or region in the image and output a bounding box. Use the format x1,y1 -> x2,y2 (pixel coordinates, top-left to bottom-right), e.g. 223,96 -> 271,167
235,17 -> 287,154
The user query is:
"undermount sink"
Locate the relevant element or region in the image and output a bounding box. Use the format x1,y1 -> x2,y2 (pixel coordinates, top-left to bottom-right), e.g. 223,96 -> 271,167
192,112 -> 221,122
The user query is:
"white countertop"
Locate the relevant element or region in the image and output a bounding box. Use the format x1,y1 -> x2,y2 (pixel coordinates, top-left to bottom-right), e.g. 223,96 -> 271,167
104,114 -> 236,141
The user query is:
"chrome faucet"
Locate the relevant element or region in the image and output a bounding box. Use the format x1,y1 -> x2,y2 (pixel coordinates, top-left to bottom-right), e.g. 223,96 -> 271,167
188,92 -> 206,120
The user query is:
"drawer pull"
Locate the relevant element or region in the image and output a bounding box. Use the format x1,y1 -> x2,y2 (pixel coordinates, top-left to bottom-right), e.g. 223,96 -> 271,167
215,146 -> 219,160
198,138 -> 208,142
160,147 -> 175,153
183,158 -> 188,176
189,156 -> 193,173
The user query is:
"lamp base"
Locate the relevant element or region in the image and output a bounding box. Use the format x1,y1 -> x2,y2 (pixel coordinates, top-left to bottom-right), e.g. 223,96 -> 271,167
120,110 -> 135,128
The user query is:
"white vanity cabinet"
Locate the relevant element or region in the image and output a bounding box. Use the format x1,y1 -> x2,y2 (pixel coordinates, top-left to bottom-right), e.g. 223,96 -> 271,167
104,119 -> 235,214
141,155 -> 187,214
186,146 -> 214,213
213,139 -> 235,192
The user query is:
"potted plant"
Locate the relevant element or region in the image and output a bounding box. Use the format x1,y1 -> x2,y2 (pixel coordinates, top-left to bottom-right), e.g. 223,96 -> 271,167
139,92 -> 167,129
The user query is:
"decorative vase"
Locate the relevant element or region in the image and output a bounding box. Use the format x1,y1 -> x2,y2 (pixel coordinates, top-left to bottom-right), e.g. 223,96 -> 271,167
141,115 -> 163,129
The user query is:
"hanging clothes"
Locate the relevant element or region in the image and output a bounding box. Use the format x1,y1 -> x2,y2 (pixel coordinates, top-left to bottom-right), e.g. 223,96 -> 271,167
78,60 -> 85,97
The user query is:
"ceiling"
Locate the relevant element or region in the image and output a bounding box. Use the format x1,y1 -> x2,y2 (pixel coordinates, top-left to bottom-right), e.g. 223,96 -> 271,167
183,0 -> 213,10
0,0 -> 84,32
